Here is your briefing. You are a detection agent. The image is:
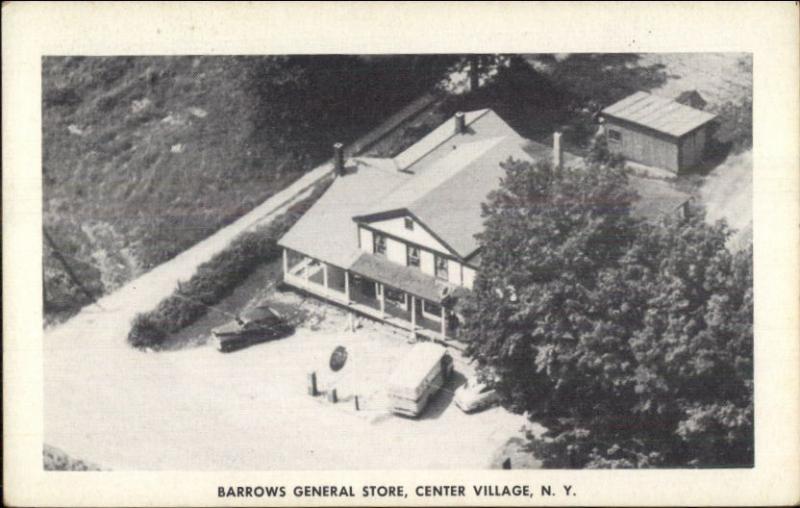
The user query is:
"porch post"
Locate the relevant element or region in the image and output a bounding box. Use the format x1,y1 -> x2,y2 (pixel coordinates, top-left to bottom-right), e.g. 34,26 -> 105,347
410,295 -> 417,338
345,271 -> 354,331
282,249 -> 288,278
379,284 -> 386,319
322,263 -> 329,292
304,257 -> 311,285
440,307 -> 447,339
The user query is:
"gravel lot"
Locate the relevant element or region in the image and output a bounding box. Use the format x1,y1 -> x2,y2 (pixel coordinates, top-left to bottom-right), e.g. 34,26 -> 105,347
45,303 -> 529,470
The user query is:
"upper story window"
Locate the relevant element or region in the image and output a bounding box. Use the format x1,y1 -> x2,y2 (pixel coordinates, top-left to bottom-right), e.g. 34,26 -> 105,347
435,255 -> 449,280
373,233 -> 387,256
608,129 -> 622,143
407,245 -> 420,268
404,217 -> 414,231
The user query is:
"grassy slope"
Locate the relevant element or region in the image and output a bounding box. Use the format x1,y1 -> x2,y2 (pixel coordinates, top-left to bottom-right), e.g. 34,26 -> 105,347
43,57 -> 304,322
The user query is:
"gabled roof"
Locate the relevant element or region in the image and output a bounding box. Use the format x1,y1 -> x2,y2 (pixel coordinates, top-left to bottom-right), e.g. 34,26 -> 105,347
393,109 -> 496,171
280,110 -> 528,267
602,91 -> 716,138
356,110 -> 532,258
403,136 -> 533,257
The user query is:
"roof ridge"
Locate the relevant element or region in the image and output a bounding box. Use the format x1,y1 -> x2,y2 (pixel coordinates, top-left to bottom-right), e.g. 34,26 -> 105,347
394,108 -> 492,171
602,90 -> 716,137
406,135 -> 512,209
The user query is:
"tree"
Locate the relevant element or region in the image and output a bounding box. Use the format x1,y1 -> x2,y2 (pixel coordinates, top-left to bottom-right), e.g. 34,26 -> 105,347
244,55 -> 457,166
459,158 -> 753,468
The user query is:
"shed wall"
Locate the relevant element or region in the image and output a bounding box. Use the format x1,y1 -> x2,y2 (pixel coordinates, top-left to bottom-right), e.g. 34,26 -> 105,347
606,120 -> 680,172
679,127 -> 707,170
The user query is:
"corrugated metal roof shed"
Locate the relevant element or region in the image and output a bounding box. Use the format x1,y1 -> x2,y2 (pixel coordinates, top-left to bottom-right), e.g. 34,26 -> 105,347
602,91 -> 716,138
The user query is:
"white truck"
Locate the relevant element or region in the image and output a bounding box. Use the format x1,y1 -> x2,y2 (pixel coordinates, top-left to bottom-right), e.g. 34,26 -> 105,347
387,342 -> 454,417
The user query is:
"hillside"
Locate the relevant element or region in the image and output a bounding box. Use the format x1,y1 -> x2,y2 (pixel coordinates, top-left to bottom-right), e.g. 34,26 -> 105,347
42,56 -> 453,324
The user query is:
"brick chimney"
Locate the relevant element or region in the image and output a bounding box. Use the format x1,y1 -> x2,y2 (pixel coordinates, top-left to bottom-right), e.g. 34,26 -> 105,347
333,142 -> 345,176
454,111 -> 466,134
552,131 -> 563,169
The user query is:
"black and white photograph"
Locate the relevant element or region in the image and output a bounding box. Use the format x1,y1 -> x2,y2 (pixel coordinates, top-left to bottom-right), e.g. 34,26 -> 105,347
4,2 -> 798,507
42,52 -> 754,471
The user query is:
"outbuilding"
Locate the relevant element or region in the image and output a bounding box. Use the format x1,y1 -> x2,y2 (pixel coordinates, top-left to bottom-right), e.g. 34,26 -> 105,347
601,91 -> 717,173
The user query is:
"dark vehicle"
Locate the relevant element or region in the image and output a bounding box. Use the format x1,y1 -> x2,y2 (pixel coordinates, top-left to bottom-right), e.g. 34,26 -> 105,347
211,305 -> 294,352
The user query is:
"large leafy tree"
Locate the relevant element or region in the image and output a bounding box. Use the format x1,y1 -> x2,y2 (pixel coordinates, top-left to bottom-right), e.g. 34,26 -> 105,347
459,158 -> 753,468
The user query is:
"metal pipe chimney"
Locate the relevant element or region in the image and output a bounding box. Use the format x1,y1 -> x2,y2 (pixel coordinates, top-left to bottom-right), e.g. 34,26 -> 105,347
454,112 -> 466,134
333,142 -> 345,176
553,131 -> 563,169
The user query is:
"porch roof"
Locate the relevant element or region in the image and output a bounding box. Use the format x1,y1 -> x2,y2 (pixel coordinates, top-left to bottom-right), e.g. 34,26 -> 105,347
349,252 -> 454,303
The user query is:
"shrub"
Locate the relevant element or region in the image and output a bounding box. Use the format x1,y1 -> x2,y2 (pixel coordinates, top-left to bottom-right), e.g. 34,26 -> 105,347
712,98 -> 752,153
126,178 -> 331,350
127,314 -> 166,349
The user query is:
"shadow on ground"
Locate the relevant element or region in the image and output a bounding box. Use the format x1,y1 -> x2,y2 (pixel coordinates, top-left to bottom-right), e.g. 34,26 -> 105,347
418,370 -> 467,420
159,260 -> 283,351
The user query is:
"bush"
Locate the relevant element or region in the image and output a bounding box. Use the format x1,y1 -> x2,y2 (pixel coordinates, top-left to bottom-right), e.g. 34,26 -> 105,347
127,314 -> 166,349
126,178 -> 331,350
712,98 -> 752,153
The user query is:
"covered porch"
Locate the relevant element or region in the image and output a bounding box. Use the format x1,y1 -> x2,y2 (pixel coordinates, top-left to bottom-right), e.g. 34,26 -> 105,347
282,248 -> 457,340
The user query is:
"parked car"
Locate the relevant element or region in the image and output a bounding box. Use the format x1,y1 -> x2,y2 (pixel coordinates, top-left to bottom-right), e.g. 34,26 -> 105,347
211,305 -> 294,352
453,377 -> 500,413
